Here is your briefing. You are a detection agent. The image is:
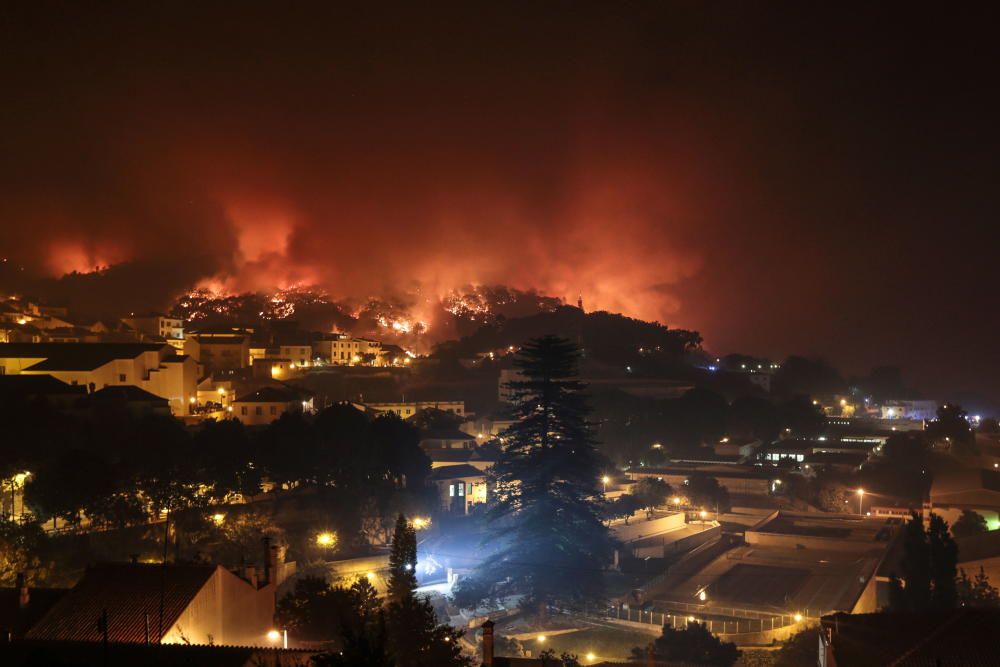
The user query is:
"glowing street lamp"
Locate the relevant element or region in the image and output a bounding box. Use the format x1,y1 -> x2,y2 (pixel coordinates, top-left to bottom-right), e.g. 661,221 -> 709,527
267,629 -> 288,648
586,653 -> 596,662
316,532 -> 337,548
602,475 -> 610,493
794,613 -> 803,623
856,488 -> 864,515
536,635 -> 546,643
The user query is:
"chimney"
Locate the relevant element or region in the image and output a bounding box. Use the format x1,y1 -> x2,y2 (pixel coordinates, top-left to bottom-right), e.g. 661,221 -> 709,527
16,573 -> 28,609
481,620 -> 494,667
268,543 -> 281,587
262,536 -> 272,586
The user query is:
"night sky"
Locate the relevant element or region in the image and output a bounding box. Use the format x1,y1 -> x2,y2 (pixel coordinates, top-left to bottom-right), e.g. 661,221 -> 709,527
1,3 -> 998,402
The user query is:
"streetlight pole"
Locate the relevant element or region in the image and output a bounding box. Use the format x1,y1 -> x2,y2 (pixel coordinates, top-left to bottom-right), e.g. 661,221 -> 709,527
857,488 -> 864,515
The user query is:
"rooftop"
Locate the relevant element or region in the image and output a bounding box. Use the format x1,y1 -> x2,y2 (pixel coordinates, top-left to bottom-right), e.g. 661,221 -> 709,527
234,385 -> 306,403
0,343 -> 168,371
822,609 -> 1000,666
27,563 -> 218,643
427,464 -> 485,480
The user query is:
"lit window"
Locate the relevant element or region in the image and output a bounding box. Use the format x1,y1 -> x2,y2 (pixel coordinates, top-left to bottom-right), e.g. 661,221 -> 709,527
457,482 -> 465,497
449,484 -> 455,497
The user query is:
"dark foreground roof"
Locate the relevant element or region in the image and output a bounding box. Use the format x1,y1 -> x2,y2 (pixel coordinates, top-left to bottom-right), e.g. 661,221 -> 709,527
0,375 -> 86,397
0,641 -> 316,667
90,385 -> 169,404
427,464 -> 485,480
0,587 -> 69,639
822,609 -> 1000,666
27,563 -> 218,643
0,343 -> 166,371
234,385 -> 304,403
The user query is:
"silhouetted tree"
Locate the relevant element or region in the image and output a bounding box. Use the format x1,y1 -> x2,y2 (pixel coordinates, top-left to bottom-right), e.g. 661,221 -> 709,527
384,516 -> 470,666
890,513 -> 932,611
685,473 -> 731,514
454,336 -> 614,615
632,621 -> 740,666
928,513 -> 957,609
633,478 -> 671,517
957,567 -> 1000,608
387,514 -> 417,604
952,510 -> 988,538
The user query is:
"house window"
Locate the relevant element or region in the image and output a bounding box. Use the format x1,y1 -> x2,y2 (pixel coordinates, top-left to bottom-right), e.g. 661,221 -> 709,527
457,482 -> 465,497
270,406 -> 277,415
241,406 -> 248,416
255,406 -> 263,416
119,374 -> 127,382
449,484 -> 455,497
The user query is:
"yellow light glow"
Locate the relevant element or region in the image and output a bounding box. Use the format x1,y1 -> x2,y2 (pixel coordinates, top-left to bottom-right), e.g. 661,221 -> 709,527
189,397 -> 196,404
687,616 -> 695,622
412,517 -> 430,529
699,510 -> 707,519
699,590 -> 707,601
16,318 -> 27,325
218,387 -> 226,395
586,653 -> 596,662
316,532 -> 336,547
601,475 -> 610,484
266,630 -> 281,642
211,513 -> 225,525
537,635 -> 546,643
365,571 -> 376,580
794,613 -> 803,622
857,488 -> 864,496
673,496 -> 681,504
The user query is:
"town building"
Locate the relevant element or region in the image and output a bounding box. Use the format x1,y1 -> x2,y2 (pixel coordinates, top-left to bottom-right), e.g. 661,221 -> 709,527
427,464 -> 488,514
880,399 -> 938,421
233,385 -> 312,426
185,329 -> 251,372
0,343 -> 198,416
121,313 -> 185,350
312,334 -> 385,365
419,427 -> 478,450
362,400 -> 465,419
26,562 -> 277,646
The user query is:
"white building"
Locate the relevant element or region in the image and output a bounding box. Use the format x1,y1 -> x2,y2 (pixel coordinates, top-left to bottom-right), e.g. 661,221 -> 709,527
0,342 -> 199,416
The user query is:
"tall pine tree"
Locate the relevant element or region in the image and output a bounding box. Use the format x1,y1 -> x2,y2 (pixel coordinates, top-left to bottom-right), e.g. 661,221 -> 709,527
455,336 -> 614,616
385,514 -> 470,667
387,513 -> 417,604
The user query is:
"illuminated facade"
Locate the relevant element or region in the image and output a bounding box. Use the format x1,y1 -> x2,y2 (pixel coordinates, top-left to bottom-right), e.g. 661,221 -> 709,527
362,400 -> 465,419
0,342 -> 198,416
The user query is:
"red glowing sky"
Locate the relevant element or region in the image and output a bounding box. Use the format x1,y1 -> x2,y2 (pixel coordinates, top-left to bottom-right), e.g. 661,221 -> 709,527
1,3 -> 999,402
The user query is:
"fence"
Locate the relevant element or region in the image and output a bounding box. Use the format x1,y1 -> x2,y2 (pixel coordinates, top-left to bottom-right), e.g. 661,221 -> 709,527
607,602 -> 818,635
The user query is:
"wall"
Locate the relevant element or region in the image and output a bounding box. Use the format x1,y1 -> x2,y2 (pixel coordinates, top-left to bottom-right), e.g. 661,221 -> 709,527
613,512 -> 686,543
164,567 -> 274,647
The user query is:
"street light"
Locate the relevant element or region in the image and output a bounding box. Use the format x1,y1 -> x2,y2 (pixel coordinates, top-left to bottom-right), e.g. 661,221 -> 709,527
856,488 -> 864,515
316,532 -> 336,548
698,590 -> 707,601
537,635 -> 546,643
794,613 -> 803,623
602,475 -> 610,493
267,629 -> 287,648
586,652 -> 596,662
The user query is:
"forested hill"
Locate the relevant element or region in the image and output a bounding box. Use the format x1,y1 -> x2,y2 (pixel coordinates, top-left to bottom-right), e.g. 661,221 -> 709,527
434,306 -> 702,367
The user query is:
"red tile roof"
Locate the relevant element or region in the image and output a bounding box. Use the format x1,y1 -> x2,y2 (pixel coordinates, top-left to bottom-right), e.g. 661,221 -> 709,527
27,563 -> 218,643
